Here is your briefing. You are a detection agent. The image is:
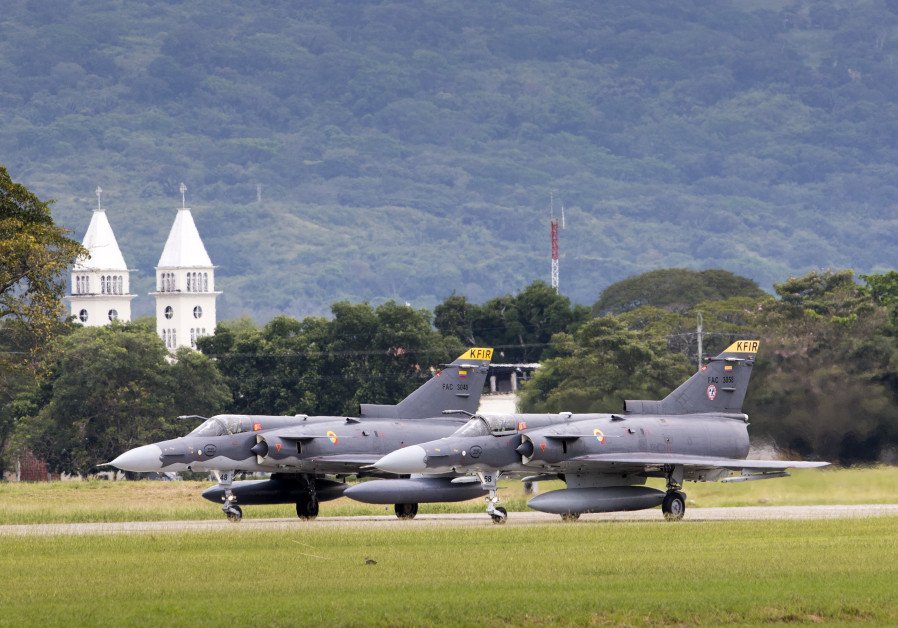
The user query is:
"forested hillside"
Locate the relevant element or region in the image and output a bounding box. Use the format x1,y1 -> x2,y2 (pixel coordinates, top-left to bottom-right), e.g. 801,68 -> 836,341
2,0 -> 898,319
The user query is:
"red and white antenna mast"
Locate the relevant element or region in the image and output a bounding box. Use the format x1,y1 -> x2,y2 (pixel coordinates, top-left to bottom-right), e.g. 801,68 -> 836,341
550,192 -> 560,293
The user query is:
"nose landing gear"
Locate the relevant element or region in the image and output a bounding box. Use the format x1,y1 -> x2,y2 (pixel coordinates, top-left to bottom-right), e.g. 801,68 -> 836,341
478,470 -> 507,524
215,471 -> 243,523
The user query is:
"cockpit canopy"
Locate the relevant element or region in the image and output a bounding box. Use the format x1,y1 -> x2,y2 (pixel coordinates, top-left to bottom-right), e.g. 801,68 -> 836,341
188,415 -> 247,437
185,414 -> 314,437
451,415 -> 520,437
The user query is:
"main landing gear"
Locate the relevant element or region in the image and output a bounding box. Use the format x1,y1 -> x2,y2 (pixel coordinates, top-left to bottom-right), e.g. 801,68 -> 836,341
662,465 -> 686,521
296,477 -> 320,520
394,503 -> 418,519
478,470 -> 507,524
296,496 -> 319,520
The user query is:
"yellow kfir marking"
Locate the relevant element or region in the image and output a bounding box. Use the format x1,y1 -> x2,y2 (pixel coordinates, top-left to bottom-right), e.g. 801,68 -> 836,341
458,348 -> 494,361
723,340 -> 760,354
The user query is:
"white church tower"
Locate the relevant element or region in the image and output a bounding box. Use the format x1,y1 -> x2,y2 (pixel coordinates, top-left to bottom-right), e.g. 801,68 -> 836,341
153,183 -> 219,351
67,187 -> 135,326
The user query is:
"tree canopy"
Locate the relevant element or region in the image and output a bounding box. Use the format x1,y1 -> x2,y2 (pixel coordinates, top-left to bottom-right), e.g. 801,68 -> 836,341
0,165 -> 83,342
434,281 -> 590,362
593,268 -> 766,315
0,167 -> 83,470
200,301 -> 462,416
16,320 -> 231,475
517,316 -> 692,413
745,271 -> 898,464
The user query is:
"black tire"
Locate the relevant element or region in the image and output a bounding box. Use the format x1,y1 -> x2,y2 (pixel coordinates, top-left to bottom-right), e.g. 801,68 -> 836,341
225,504 -> 242,523
394,503 -> 418,520
490,506 -> 508,525
296,497 -> 320,520
560,512 -> 580,522
662,491 -> 686,521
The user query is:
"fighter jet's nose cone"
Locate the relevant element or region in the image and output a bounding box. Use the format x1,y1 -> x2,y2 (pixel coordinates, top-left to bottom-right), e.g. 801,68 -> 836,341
108,444 -> 163,472
375,445 -> 427,474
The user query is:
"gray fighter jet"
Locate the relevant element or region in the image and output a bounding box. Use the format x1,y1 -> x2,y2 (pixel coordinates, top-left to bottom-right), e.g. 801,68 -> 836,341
108,348 -> 493,521
372,341 -> 829,523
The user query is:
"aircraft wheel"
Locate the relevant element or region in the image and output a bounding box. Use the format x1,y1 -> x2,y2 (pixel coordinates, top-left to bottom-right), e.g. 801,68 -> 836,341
394,503 -> 418,520
560,512 -> 580,522
490,506 -> 508,525
225,505 -> 242,523
296,497 -> 319,520
662,491 -> 686,521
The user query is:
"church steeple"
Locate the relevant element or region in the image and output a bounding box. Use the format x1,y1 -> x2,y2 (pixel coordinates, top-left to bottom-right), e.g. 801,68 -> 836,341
152,184 -> 219,351
66,186 -> 135,326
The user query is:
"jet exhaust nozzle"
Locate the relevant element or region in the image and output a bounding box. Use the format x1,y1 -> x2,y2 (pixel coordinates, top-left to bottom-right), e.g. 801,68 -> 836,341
250,440 -> 268,457
515,439 -> 534,459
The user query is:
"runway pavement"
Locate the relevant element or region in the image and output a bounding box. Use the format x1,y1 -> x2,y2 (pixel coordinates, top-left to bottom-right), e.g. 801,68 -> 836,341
1,504 -> 897,536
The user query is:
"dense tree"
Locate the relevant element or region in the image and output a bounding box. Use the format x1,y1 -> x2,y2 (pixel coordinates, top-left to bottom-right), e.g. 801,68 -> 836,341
593,269 -> 766,316
433,295 -> 474,346
435,281 -> 590,363
518,316 -> 692,413
746,270 -> 898,464
616,295 -> 770,365
0,166 -> 83,468
0,165 -> 83,342
15,320 -> 231,475
200,302 -> 462,416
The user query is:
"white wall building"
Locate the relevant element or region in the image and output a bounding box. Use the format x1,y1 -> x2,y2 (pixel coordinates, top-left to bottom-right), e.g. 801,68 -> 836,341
152,202 -> 219,351
66,193 -> 135,326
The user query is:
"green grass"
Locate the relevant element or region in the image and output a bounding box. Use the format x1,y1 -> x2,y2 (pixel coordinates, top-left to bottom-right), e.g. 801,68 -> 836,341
0,466 -> 895,525
1,518 -> 896,626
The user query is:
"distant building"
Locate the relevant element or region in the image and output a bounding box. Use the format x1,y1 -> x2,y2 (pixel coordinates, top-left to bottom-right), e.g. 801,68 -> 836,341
66,185 -> 219,351
65,191 -> 135,326
152,200 -> 219,351
487,363 -> 539,393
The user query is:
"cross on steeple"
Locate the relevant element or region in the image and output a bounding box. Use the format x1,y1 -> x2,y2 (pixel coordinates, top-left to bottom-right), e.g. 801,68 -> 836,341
179,182 -> 187,209
96,185 -> 103,211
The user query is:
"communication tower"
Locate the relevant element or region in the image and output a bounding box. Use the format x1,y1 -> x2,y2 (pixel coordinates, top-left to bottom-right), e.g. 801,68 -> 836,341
550,216 -> 559,292
549,192 -> 564,293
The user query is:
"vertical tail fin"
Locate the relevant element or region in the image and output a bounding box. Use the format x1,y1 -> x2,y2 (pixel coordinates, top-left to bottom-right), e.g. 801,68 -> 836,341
359,348 -> 493,419
624,341 -> 759,415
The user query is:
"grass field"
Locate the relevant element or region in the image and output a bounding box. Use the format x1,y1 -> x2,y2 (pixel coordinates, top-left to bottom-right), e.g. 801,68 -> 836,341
1,518 -> 896,625
0,466 -> 895,524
